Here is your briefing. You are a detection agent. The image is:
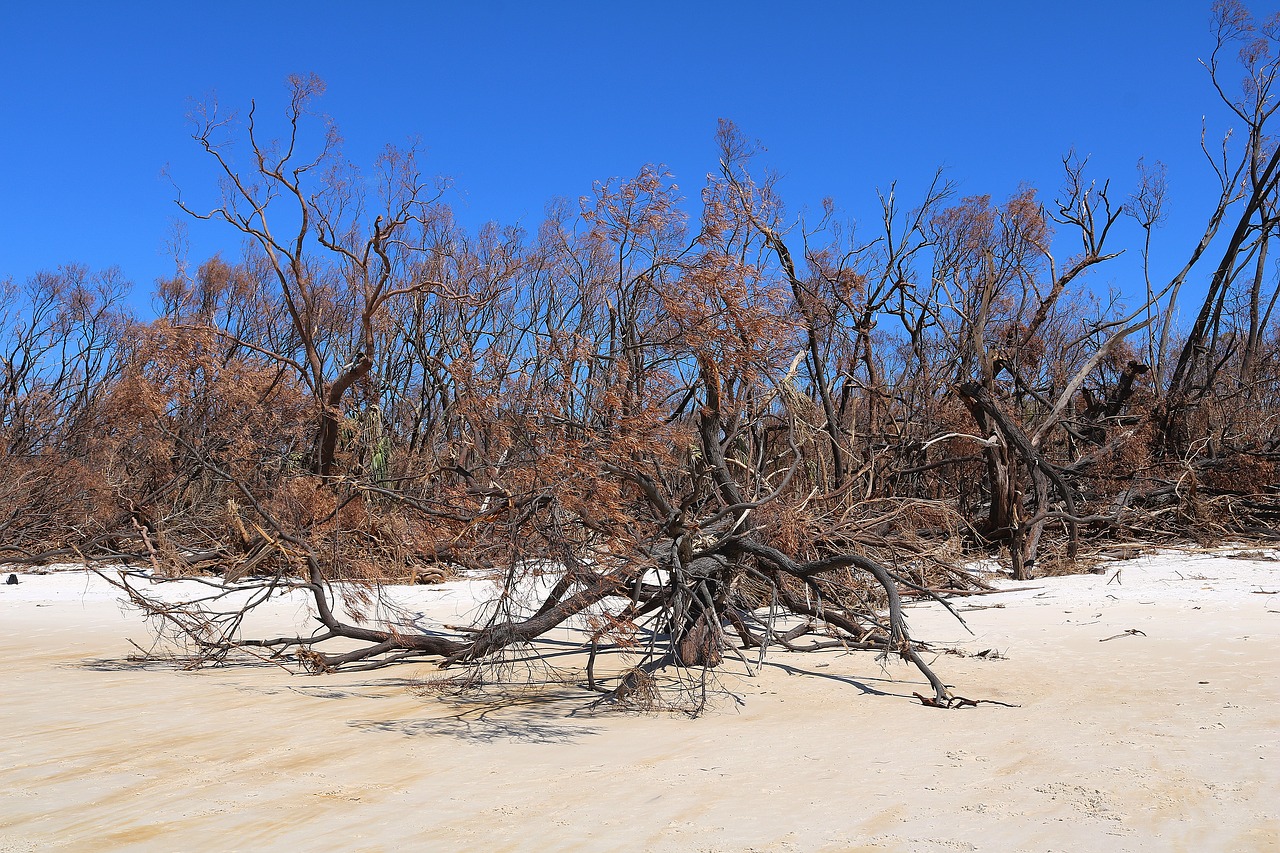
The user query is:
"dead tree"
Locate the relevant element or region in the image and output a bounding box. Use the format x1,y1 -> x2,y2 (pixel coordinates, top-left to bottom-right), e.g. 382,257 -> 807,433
100,129 -> 976,712
173,74 -> 447,478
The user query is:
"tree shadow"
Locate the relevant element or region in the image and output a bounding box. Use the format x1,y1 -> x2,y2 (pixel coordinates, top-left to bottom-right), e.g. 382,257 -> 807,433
282,675 -> 432,700
348,686 -> 602,744
758,659 -> 917,698
73,655 -> 243,672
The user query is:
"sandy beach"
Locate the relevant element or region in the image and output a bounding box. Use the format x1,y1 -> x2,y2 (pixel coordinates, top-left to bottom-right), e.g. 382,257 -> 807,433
2,550 -> 1278,852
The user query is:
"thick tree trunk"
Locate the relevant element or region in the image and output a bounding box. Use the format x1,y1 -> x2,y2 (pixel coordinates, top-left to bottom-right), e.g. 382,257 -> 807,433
958,382 -> 1077,579
313,353 -> 374,477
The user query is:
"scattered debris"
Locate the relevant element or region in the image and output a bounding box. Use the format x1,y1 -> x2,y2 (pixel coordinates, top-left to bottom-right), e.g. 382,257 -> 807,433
1100,628 -> 1147,642
913,692 -> 1020,709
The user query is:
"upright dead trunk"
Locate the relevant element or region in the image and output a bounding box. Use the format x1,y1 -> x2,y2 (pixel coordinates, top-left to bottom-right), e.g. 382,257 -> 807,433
313,353 -> 373,477
958,382 -> 1073,580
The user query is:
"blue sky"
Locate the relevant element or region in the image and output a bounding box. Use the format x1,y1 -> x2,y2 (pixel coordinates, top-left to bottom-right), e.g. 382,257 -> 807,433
1,1 -> 1271,313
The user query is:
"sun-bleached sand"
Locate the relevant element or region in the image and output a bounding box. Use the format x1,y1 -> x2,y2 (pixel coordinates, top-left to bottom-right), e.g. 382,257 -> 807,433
2,550 -> 1279,852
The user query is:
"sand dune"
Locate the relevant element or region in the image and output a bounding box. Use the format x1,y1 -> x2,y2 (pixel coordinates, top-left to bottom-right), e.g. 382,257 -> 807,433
2,550 -> 1278,852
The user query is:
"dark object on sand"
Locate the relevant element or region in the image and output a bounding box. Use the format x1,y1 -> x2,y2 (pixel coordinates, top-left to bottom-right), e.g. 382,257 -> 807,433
5,574 -> 18,585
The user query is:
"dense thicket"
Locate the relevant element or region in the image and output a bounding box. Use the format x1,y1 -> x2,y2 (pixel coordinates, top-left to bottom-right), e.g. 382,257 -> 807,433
4,3 -> 1279,705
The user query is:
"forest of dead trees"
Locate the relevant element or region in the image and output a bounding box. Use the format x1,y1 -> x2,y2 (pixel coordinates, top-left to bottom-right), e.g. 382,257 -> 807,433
2,2 -> 1279,707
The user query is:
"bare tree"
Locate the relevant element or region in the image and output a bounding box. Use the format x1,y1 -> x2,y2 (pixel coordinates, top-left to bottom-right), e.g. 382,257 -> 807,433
173,74 -> 447,477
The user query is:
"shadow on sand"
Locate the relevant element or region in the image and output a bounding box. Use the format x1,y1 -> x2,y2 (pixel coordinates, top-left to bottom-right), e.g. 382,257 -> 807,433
74,655 -> 218,673
349,686 -> 602,744
759,659 -> 919,698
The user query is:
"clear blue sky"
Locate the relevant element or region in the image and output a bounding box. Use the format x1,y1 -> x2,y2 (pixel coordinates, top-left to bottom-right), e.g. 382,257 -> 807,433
1,1 -> 1271,313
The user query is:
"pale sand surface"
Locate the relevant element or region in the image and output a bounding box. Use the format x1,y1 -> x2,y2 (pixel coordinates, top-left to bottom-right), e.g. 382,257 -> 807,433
2,551 -> 1279,852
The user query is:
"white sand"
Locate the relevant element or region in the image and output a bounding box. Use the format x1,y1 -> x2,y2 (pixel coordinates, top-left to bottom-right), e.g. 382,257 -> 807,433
2,551 -> 1278,852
